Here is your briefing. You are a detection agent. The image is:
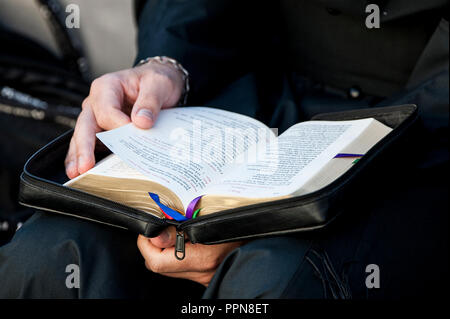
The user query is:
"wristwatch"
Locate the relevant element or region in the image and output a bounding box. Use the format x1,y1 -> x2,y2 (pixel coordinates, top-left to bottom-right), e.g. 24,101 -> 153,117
136,56 -> 190,106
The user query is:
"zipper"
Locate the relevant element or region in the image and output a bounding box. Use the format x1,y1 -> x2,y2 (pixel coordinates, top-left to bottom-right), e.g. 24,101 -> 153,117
175,229 -> 185,260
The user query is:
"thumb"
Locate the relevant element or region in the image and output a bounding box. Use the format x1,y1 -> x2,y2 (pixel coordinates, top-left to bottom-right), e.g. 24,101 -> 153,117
131,84 -> 164,129
150,226 -> 177,248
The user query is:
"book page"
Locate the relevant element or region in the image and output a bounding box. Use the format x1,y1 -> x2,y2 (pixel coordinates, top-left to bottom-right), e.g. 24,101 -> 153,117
64,154 -> 185,217
96,107 -> 273,209
294,119 -> 392,195
204,118 -> 387,198
64,153 -> 150,187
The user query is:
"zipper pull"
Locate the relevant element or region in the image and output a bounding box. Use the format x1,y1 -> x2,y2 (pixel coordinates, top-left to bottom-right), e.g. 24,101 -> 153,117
175,230 -> 185,260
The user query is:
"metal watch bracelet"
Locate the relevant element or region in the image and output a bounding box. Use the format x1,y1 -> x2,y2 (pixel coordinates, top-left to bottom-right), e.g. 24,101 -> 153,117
136,56 -> 190,106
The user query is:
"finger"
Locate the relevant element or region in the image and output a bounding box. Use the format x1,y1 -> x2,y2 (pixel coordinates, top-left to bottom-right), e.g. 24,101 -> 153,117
130,76 -> 167,129
90,78 -> 131,131
137,239 -> 236,274
73,107 -> 101,175
138,236 -> 218,286
65,137 -> 79,179
137,234 -> 164,263
137,236 -> 185,273
149,226 -> 177,249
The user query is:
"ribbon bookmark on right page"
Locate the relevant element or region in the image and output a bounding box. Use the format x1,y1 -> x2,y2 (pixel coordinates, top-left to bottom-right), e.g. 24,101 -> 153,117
334,153 -> 364,164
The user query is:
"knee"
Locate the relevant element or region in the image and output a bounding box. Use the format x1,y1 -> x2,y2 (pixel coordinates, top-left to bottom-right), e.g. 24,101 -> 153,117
205,236 -> 325,298
0,213 -> 81,298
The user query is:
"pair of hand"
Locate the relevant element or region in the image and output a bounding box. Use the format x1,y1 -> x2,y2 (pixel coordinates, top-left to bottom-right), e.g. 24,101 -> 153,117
64,61 -> 242,287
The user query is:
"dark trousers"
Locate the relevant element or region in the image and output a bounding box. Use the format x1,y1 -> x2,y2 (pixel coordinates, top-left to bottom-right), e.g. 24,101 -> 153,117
0,166 -> 447,298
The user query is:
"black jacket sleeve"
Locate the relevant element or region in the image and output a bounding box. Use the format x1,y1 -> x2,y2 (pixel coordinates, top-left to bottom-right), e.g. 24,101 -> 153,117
377,18 -> 449,169
134,0 -> 277,105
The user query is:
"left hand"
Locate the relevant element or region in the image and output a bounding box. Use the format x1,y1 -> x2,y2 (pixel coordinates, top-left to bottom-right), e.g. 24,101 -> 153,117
137,227 -> 243,287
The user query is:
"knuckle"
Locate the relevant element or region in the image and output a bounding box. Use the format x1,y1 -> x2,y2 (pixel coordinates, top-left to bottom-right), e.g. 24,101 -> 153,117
90,78 -> 103,92
148,69 -> 175,89
81,98 -> 90,110
148,260 -> 162,273
95,112 -> 108,129
155,71 -> 173,85
64,157 -> 73,167
91,73 -> 116,91
203,256 -> 220,271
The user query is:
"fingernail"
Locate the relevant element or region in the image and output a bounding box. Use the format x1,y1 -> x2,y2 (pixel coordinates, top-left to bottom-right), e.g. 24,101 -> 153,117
137,109 -> 154,121
159,229 -> 171,243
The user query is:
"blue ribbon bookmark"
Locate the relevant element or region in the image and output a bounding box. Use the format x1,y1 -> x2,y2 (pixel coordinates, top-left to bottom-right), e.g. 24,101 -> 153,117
148,192 -> 189,221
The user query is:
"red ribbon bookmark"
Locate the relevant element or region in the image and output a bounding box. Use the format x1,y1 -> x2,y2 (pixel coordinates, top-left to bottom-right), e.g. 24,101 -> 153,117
149,193 -> 203,221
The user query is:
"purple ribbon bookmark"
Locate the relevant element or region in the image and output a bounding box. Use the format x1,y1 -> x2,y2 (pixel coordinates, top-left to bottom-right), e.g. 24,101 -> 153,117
334,153 -> 364,158
149,192 -> 203,221
185,195 -> 203,219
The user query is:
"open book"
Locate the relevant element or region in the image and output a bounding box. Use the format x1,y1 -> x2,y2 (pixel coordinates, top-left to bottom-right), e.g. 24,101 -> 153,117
65,107 -> 392,219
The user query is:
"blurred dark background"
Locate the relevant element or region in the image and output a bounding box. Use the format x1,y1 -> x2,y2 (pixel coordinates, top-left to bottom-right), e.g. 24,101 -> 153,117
0,0 -> 137,245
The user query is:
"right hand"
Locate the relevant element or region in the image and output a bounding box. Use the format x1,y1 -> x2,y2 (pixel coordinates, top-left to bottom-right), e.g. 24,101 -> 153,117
65,61 -> 185,179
